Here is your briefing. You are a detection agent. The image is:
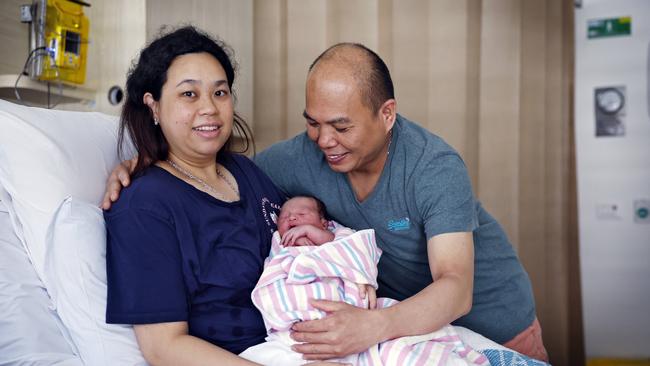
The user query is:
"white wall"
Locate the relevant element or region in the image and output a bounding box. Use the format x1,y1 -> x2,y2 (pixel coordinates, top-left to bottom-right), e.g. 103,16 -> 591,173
575,0 -> 650,358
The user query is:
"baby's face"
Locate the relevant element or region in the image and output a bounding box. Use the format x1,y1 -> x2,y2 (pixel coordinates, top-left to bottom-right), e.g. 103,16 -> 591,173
277,197 -> 326,236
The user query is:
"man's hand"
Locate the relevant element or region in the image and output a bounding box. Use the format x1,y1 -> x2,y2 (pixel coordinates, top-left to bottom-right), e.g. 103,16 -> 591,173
290,299 -> 385,360
101,158 -> 136,210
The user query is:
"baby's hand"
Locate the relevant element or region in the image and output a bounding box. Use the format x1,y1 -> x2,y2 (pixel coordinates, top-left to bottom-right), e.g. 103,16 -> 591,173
281,225 -> 315,247
293,237 -> 315,246
359,284 -> 377,309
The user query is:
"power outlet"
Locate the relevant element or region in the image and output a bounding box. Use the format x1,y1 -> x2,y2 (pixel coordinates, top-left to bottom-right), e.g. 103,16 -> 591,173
596,203 -> 622,220
19,4 -> 32,23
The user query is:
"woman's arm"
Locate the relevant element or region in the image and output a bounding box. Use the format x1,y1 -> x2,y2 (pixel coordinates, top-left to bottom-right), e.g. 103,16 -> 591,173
134,321 -> 260,366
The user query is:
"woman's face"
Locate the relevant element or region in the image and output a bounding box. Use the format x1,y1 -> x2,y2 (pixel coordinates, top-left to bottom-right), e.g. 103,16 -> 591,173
147,52 -> 234,164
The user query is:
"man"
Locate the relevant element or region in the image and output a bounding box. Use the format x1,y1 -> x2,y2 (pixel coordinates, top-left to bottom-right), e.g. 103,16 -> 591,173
104,43 -> 548,362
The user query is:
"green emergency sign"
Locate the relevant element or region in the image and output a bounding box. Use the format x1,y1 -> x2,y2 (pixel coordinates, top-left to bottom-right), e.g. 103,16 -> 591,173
588,16 -> 631,39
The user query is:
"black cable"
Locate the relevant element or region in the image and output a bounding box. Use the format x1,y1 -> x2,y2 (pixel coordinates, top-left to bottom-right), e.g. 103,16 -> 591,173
14,46 -> 47,103
14,46 -> 64,109
66,0 -> 91,7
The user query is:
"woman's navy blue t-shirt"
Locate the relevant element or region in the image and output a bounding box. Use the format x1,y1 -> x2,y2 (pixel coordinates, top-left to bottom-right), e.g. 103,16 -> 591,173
105,153 -> 285,354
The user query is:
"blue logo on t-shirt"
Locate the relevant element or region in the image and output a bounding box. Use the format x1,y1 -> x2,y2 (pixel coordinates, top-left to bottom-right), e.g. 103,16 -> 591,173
387,217 -> 410,231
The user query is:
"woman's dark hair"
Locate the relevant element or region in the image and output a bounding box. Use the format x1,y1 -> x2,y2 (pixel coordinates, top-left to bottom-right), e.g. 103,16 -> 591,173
118,25 -> 254,177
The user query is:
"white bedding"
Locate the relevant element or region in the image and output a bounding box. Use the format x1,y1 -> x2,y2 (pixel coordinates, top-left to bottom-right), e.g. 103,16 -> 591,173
0,203 -> 82,366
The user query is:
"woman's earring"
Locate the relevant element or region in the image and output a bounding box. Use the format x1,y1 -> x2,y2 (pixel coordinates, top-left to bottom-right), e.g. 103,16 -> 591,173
154,118 -> 159,126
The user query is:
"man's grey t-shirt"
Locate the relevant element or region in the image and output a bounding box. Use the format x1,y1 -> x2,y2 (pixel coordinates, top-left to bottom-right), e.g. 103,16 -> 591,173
253,114 -> 535,344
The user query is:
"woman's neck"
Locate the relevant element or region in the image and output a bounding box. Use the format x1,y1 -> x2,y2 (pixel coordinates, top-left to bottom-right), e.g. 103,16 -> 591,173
166,152 -> 219,178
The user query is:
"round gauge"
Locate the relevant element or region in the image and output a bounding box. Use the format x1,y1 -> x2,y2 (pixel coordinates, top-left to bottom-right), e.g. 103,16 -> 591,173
596,88 -> 624,114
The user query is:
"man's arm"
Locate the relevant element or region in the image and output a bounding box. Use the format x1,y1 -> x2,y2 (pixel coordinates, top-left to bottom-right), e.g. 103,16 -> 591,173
101,158 -> 136,210
290,231 -> 474,360
134,322 -> 260,366
380,231 -> 474,337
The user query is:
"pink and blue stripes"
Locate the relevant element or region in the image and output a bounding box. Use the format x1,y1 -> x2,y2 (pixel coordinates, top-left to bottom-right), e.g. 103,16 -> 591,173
251,228 -> 489,366
252,228 -> 379,331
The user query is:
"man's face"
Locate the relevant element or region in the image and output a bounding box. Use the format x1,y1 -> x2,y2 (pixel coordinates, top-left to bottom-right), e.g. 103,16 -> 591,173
303,68 -> 392,175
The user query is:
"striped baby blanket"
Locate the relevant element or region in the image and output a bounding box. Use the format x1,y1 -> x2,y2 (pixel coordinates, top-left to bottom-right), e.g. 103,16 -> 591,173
251,228 -> 488,366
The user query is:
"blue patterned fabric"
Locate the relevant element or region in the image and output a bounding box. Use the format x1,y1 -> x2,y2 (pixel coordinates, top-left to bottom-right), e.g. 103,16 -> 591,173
482,349 -> 550,366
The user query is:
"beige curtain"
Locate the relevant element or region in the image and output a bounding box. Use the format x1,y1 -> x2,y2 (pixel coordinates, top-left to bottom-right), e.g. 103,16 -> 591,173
253,1 -> 583,365
0,0 -> 581,362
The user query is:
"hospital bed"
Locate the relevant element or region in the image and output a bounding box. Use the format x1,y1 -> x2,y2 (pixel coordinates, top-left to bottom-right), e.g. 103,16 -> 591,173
0,99 -> 547,365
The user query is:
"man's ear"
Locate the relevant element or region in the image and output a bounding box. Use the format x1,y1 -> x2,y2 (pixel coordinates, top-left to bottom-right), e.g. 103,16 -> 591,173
143,93 -> 159,121
379,98 -> 397,132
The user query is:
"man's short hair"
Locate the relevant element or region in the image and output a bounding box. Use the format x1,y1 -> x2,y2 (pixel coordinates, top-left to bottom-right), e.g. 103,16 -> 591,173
309,43 -> 394,114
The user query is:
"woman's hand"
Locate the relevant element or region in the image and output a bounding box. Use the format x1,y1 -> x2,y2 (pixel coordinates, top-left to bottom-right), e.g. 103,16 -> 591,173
101,158 -> 136,210
290,299 -> 386,360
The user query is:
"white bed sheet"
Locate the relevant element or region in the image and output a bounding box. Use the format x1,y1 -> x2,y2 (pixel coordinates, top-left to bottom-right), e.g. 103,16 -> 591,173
0,202 -> 82,366
0,199 -> 538,366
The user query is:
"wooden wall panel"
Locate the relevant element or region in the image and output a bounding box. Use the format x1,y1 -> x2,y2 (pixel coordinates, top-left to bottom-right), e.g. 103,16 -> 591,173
86,0 -> 146,115
392,0 -> 429,127
477,0 -> 522,246
464,0 -> 481,190
543,1 -> 583,364
377,0 -> 394,70
0,0 -> 30,75
326,0 -> 378,48
427,0 -> 478,186
253,0 -> 287,150
285,0 -> 327,136
518,0 -> 548,315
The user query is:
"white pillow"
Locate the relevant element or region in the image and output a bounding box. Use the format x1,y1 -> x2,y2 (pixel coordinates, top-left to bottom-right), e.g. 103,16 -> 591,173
0,203 -> 82,366
0,99 -> 125,281
44,197 -> 148,365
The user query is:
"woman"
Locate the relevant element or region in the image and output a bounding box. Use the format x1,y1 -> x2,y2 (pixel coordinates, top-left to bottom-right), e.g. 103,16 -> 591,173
104,26 -> 286,365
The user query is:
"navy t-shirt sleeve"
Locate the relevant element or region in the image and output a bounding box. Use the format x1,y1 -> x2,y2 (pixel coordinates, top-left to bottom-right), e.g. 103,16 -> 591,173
415,153 -> 478,240
106,207 -> 188,324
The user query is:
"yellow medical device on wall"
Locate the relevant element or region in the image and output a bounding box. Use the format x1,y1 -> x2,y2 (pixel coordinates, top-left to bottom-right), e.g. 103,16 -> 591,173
29,0 -> 90,85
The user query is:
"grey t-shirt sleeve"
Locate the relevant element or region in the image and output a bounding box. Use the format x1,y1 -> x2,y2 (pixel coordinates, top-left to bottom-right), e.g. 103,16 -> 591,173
414,153 -> 478,240
253,136 -> 303,197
